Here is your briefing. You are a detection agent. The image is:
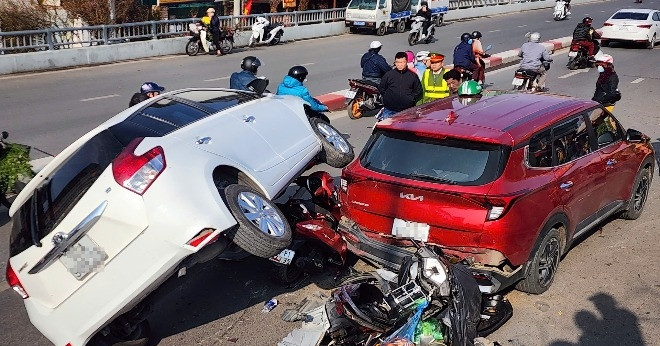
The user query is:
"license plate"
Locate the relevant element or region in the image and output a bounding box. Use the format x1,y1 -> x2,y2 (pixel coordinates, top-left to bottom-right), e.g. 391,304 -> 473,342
568,51 -> 578,57
512,78 -> 524,86
270,249 -> 295,265
619,26 -> 630,31
354,21 -> 365,26
345,90 -> 357,99
391,218 -> 429,242
59,235 -> 108,281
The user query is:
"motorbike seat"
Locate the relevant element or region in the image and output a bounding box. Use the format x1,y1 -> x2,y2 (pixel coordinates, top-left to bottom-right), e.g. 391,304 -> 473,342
516,69 -> 539,77
358,79 -> 380,87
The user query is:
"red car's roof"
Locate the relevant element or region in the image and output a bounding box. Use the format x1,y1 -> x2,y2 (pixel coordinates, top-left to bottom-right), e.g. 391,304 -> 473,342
376,92 -> 597,146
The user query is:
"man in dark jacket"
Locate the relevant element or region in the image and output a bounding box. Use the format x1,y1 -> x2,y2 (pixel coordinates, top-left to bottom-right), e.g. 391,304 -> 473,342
361,41 -> 392,84
230,56 -> 261,91
378,52 -> 423,121
572,17 -> 600,59
453,33 -> 477,74
209,8 -> 222,56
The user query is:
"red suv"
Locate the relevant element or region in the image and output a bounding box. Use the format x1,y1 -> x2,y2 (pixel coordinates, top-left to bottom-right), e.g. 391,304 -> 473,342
339,92 -> 654,294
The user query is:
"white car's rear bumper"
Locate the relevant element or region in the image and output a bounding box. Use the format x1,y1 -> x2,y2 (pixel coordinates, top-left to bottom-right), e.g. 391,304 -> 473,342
601,27 -> 650,41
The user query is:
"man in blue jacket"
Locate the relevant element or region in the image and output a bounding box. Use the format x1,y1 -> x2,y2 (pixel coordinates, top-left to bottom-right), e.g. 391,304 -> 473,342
230,56 -> 262,91
452,33 -> 477,75
277,66 -> 328,112
361,41 -> 392,84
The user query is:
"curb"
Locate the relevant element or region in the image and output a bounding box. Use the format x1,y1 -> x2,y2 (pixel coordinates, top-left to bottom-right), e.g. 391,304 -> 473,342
316,35 -> 574,112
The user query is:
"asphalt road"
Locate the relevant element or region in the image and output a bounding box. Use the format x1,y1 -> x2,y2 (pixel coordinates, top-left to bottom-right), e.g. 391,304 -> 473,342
1,0 -> 660,345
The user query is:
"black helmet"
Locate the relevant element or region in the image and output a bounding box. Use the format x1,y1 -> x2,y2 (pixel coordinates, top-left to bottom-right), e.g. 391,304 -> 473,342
582,16 -> 593,25
471,31 -> 482,39
241,56 -> 261,73
288,65 -> 308,83
460,32 -> 472,43
420,0 -> 428,6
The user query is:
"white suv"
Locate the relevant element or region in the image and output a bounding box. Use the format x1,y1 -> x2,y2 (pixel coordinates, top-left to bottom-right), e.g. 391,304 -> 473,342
5,88 -> 354,346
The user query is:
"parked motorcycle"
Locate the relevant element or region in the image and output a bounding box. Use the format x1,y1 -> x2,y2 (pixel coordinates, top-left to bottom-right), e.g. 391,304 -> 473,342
408,16 -> 436,46
553,0 -> 569,21
345,79 -> 383,120
186,22 -> 234,56
567,40 -> 599,70
271,171 -> 348,283
512,61 -> 551,91
248,17 -> 284,47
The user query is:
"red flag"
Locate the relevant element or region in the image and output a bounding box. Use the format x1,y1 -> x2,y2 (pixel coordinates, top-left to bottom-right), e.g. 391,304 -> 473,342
244,0 -> 253,15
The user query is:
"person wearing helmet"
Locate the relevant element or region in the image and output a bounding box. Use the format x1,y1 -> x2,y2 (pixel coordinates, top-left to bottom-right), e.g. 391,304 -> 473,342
129,82 -> 165,107
230,56 -> 262,91
414,50 -> 431,79
572,16 -> 601,59
456,80 -> 483,106
419,53 -> 450,104
417,1 -> 433,37
199,8 -> 214,53
470,31 -> 488,85
592,54 -> 620,112
453,33 -> 477,77
277,66 -> 328,112
519,32 -> 553,91
378,52 -> 423,120
361,40 -> 392,84
563,0 -> 571,15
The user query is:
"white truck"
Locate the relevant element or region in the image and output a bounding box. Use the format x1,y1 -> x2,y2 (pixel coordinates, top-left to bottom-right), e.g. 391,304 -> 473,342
345,0 -> 448,36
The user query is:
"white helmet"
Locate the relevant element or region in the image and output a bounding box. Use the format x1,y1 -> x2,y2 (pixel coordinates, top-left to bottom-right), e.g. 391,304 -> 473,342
530,32 -> 541,43
416,50 -> 430,61
370,40 -> 383,49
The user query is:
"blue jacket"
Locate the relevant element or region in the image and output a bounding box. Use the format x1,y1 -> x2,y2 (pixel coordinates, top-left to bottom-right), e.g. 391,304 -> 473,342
277,75 -> 328,112
414,62 -> 427,79
361,51 -> 392,78
230,70 -> 257,91
452,42 -> 476,68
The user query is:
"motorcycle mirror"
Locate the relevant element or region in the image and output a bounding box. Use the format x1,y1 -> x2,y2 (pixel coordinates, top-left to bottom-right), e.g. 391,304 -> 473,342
247,78 -> 269,96
485,44 -> 492,51
1,131 -> 7,139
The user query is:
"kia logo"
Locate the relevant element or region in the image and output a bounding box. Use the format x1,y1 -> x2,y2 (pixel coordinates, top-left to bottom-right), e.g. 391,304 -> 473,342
400,192 -> 424,201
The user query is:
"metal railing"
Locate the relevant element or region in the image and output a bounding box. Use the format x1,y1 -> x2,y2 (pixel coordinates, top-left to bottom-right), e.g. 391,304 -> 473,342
449,0 -> 547,10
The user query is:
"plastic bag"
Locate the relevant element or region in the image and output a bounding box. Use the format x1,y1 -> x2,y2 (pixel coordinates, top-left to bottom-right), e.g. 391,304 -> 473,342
382,300 -> 429,343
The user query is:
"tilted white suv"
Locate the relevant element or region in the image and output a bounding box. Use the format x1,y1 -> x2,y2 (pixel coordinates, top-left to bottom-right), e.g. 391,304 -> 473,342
5,88 -> 354,346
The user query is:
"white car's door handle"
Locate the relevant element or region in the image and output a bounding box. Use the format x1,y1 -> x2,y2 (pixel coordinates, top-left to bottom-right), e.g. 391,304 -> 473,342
195,137 -> 211,145
243,115 -> 255,123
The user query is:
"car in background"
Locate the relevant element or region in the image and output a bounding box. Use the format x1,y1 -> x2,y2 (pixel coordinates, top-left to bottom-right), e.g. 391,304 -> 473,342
5,87 -> 354,346
601,9 -> 660,48
339,92 -> 654,295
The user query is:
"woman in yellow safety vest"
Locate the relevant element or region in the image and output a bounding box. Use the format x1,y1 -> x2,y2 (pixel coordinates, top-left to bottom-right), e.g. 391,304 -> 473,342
420,53 -> 450,104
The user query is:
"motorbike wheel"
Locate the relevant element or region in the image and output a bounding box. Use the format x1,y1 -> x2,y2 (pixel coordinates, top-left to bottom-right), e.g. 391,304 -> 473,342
273,247 -> 307,284
223,184 -> 292,258
269,32 -> 282,46
396,20 -> 406,33
89,321 -> 151,346
408,32 -> 419,46
553,14 -> 561,21
425,34 -> 433,44
310,118 -> 355,168
185,40 -> 200,56
567,58 -> 578,70
347,97 -> 363,120
220,40 -> 233,54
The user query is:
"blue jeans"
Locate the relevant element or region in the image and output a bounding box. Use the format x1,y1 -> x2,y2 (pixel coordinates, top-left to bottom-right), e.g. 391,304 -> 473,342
377,108 -> 397,121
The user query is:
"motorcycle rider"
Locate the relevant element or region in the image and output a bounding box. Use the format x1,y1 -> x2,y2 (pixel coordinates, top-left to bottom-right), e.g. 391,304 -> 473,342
230,56 -> 262,91
471,31 -> 489,85
415,50 -> 431,79
255,16 -> 270,43
563,0 -> 571,15
519,32 -> 553,91
129,82 -> 164,107
420,53 -> 450,104
277,66 -> 329,112
453,33 -> 478,80
417,1 -> 433,38
360,41 -> 392,84
572,17 -> 600,61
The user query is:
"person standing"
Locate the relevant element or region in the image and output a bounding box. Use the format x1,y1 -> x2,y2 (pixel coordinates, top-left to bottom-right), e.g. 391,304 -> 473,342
378,52 -> 423,120
361,41 -> 391,84
592,54 -> 620,112
419,53 -> 450,104
208,8 -> 222,56
415,51 -> 431,79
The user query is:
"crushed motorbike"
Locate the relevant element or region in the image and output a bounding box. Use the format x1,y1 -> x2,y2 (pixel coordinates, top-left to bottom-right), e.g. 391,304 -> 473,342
567,40 -> 599,70
553,0 -> 568,21
249,17 -> 284,47
186,22 -> 234,56
345,79 -> 383,120
0,131 -> 34,209
408,17 -> 436,46
512,60 -> 552,91
270,171 -> 348,283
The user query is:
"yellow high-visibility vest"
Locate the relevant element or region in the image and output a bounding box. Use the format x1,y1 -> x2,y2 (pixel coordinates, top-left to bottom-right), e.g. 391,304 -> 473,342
422,69 -> 450,101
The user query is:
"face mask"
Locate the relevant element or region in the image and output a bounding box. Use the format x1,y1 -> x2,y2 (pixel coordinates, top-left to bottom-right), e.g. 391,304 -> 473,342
468,39 -> 473,45
597,66 -> 605,73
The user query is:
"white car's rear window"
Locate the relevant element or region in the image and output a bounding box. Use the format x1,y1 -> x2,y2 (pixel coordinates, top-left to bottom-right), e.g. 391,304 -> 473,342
612,12 -> 650,20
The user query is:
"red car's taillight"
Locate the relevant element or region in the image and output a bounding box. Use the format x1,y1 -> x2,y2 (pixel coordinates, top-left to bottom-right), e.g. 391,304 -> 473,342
112,137 -> 166,195
637,24 -> 652,29
6,260 -> 29,299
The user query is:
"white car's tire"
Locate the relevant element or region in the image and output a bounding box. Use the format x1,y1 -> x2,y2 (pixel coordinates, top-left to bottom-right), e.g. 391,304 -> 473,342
310,118 -> 355,168
224,184 -> 292,258
89,321 -> 151,346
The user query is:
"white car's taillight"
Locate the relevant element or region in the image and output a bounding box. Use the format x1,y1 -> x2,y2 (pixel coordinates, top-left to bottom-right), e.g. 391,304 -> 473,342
6,260 -> 29,299
112,138 -> 166,195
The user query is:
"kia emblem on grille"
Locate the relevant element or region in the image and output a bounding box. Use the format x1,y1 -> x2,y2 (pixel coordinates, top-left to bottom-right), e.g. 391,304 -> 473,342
400,192 -> 424,201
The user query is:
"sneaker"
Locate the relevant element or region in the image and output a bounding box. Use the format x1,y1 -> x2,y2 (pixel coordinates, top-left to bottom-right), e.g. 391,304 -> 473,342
567,11 -> 571,15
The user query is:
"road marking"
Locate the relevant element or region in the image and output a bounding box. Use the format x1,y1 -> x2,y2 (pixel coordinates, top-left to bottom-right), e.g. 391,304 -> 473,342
517,25 -> 528,28
80,94 -> 120,102
600,10 -> 606,13
204,76 -> 230,82
558,69 -> 590,79
301,62 -> 315,66
631,78 -> 645,84
488,29 -> 501,33
545,20 -> 552,23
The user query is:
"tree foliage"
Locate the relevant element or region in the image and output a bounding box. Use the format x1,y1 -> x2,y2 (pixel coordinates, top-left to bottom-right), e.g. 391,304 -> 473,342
60,0 -> 152,25
0,0 -> 55,31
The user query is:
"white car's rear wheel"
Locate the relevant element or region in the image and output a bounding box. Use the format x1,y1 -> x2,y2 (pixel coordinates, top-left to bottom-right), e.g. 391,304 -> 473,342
311,118 -> 355,168
224,184 -> 292,258
648,34 -> 656,49
89,320 -> 151,346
